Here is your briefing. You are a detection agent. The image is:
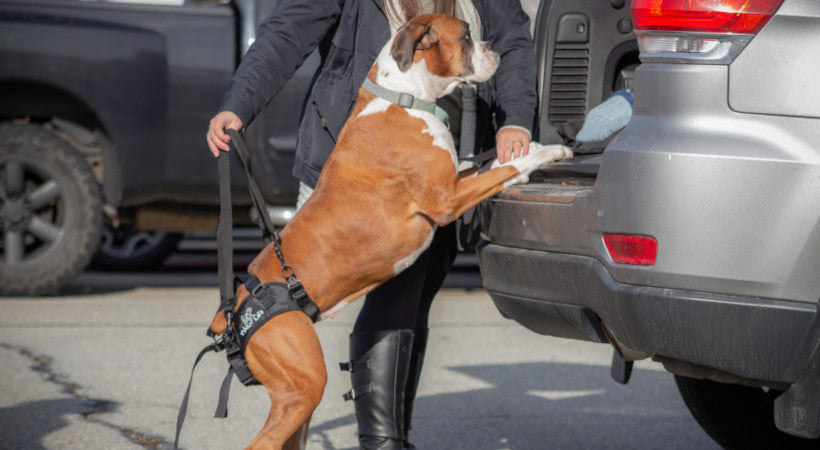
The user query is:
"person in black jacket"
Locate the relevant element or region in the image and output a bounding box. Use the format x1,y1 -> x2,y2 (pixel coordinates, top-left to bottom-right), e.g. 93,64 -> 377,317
207,1 -> 536,448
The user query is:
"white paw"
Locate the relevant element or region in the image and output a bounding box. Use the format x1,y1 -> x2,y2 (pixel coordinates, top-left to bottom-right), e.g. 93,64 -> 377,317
504,172 -> 530,187
495,143 -> 572,187
529,142 -> 574,162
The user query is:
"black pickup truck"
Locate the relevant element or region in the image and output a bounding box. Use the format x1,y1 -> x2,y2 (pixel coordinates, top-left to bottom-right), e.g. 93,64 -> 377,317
0,0 -> 318,295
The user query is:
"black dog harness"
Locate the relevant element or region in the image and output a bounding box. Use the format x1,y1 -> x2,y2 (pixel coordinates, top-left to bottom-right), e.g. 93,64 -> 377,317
217,274 -> 320,386
174,129 -> 319,449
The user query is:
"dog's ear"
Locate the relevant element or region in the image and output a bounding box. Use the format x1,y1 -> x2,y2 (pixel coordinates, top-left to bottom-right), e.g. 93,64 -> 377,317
391,22 -> 439,72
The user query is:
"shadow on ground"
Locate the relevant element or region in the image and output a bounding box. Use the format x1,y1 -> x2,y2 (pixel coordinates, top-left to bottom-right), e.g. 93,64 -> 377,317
307,361 -> 715,450
0,398 -> 116,450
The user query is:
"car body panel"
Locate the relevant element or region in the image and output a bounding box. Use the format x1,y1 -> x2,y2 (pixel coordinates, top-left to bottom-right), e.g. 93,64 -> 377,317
729,0 -> 820,118
478,0 -> 820,394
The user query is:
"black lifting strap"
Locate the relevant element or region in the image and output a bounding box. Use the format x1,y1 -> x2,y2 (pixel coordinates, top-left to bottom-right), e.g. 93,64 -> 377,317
174,129 -> 319,449
224,129 -> 318,320
457,84 -> 496,164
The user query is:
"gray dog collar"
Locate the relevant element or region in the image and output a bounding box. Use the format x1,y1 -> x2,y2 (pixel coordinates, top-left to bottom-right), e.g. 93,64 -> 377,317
362,78 -> 450,125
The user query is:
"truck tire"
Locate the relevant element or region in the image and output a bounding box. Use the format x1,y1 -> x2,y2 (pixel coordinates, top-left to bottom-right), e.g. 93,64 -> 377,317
674,375 -> 820,449
92,225 -> 182,271
0,122 -> 103,295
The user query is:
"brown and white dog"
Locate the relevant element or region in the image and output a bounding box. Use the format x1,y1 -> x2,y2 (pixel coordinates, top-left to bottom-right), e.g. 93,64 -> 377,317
209,14 -> 571,449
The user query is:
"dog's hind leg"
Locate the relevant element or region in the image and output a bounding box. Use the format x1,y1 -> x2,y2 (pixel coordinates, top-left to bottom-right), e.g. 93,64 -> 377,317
244,311 -> 327,450
282,416 -> 311,450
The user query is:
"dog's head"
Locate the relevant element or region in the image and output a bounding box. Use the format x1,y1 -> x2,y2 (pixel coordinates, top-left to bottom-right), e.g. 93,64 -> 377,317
388,14 -> 498,94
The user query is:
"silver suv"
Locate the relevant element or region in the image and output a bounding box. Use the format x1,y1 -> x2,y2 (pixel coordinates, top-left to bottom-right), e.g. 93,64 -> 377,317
478,0 -> 820,447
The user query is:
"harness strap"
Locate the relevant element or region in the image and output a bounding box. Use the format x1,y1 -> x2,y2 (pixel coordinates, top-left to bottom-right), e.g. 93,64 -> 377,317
459,83 -> 477,161
175,130 -> 321,449
467,147 -> 497,164
223,129 -> 314,315
174,340 -> 224,449
214,366 -> 235,418
241,274 -> 263,295
291,281 -> 320,322
224,332 -> 257,384
453,85 -> 500,165
362,78 -> 450,125
236,274 -> 320,325
225,129 -> 279,244
210,140 -> 237,340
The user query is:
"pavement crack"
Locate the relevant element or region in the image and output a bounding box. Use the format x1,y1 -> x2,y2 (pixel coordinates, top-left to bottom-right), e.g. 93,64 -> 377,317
0,342 -> 172,449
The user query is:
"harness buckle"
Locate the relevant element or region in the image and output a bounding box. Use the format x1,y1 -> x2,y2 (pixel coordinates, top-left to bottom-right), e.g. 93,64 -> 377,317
224,336 -> 241,358
288,279 -> 309,304
397,93 -> 415,108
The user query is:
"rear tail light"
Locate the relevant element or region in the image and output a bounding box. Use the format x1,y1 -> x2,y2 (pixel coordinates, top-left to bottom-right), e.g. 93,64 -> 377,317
630,0 -> 784,64
631,0 -> 784,34
603,233 -> 658,265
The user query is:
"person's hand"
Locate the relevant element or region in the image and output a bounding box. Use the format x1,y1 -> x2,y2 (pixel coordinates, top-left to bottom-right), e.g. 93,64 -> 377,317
496,127 -> 531,163
207,111 -> 243,157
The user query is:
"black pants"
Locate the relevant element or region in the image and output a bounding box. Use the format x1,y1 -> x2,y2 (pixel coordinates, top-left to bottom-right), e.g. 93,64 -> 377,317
353,224 -> 458,333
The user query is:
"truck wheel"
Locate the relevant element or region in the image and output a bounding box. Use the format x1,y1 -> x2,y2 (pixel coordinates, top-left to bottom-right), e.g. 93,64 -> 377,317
674,375 -> 820,449
0,123 -> 102,295
92,225 -> 182,271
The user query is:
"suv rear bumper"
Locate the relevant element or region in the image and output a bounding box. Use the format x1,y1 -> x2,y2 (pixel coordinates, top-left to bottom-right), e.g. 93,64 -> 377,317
478,242 -> 817,385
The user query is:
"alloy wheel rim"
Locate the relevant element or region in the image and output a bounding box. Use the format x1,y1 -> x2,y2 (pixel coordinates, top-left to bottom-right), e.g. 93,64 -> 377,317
0,158 -> 66,265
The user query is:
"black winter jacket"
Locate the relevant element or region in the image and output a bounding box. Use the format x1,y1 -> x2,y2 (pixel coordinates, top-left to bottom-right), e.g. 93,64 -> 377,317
220,0 -> 537,188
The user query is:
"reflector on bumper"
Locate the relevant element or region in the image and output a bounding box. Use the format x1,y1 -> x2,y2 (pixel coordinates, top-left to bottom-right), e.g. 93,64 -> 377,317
603,233 -> 658,265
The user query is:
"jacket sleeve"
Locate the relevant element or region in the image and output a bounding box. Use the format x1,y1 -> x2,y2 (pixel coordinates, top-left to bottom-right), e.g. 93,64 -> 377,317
484,0 -> 537,134
219,0 -> 345,127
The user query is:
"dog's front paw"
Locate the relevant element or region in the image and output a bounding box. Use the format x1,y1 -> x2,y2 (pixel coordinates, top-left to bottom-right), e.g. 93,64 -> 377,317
490,143 -> 573,187
504,172 -> 531,188
503,143 -> 572,187
558,145 -> 574,160
529,142 -> 574,162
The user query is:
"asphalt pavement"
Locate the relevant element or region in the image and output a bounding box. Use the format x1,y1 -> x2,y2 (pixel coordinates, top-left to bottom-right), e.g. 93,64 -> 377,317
0,272 -> 720,450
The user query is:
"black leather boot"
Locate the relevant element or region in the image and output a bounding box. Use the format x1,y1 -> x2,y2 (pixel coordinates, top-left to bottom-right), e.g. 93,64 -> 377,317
342,330 -> 415,450
402,328 -> 428,449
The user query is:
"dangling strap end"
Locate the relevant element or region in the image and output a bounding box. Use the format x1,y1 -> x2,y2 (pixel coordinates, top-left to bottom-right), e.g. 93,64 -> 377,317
174,340 -> 226,448
214,366 -> 234,418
